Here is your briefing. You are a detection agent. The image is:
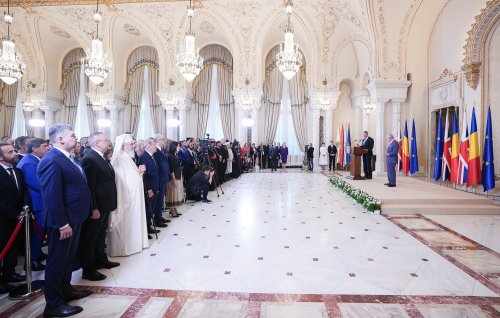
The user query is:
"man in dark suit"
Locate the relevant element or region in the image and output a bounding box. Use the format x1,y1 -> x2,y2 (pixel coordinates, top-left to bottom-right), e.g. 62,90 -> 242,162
269,143 -> 279,171
0,142 -> 28,294
79,132 -> 119,281
360,131 -> 374,179
153,134 -> 170,228
262,141 -> 270,169
139,138 -> 160,235
16,138 -> 49,271
307,143 -> 315,170
179,140 -> 195,186
385,133 -> 399,187
38,124 -> 92,317
327,140 -> 337,171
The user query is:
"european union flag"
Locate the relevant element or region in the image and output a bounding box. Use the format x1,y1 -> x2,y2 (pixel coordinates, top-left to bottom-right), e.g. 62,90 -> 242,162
410,119 -> 418,174
434,114 -> 443,181
482,105 -> 495,191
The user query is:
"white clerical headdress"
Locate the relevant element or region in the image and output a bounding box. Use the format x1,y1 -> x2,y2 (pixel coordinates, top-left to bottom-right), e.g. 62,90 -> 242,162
112,133 -> 134,164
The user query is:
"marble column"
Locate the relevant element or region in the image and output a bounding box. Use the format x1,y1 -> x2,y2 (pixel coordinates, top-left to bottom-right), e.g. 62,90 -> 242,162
325,108 -> 333,144
44,110 -> 54,137
178,107 -> 187,140
391,101 -> 401,137
374,101 -> 387,174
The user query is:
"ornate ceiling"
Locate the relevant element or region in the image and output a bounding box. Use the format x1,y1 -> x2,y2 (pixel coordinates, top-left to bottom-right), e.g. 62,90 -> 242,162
0,0 -> 457,98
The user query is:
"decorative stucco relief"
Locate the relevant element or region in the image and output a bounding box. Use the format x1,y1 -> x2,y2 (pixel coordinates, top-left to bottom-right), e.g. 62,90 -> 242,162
397,0 -> 422,80
200,21 -> 215,34
123,23 -> 141,36
50,25 -> 71,38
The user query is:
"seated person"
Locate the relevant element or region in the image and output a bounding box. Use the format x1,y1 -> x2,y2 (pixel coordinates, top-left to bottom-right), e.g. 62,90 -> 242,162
186,166 -> 214,203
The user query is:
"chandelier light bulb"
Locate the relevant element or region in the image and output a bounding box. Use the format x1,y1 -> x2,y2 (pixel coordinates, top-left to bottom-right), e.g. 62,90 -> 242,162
28,119 -> 46,127
4,12 -> 13,24
94,11 -> 102,23
0,39 -> 26,85
276,2 -> 302,80
285,1 -> 293,14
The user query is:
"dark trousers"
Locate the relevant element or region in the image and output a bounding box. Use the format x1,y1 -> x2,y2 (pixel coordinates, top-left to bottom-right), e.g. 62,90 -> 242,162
270,157 -> 278,170
307,157 -> 314,170
188,183 -> 209,201
79,211 -> 110,271
329,155 -> 336,170
262,155 -> 268,169
387,161 -> 397,185
30,210 -> 46,263
154,184 -> 166,221
45,223 -> 82,308
183,166 -> 195,187
363,154 -> 373,179
0,217 -> 19,283
145,194 -> 157,228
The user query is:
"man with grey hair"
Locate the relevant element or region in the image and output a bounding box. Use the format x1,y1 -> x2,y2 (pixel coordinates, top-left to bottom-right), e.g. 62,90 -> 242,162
14,136 -> 28,160
16,138 -> 49,271
79,132 -> 119,282
153,134 -> 170,227
385,133 -> 399,187
139,138 -> 160,234
38,124 -> 92,317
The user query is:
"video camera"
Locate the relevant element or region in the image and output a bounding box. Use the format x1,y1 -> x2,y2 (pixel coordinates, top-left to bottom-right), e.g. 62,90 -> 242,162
198,134 -> 216,153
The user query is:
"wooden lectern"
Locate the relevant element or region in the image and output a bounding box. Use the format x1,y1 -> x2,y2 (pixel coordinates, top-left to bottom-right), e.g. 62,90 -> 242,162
346,147 -> 365,180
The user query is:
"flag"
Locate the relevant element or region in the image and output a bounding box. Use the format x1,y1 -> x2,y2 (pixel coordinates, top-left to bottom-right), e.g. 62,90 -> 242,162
482,105 -> 495,191
402,119 -> 410,174
345,124 -> 351,166
442,111 -> 451,181
336,126 -> 340,165
434,114 -> 444,181
450,112 -> 459,183
467,107 -> 481,187
397,128 -> 402,172
410,119 -> 419,174
339,124 -> 344,167
457,108 -> 469,186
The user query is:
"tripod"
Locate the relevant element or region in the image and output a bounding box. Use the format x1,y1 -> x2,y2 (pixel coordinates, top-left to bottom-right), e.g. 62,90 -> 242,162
198,148 -> 224,197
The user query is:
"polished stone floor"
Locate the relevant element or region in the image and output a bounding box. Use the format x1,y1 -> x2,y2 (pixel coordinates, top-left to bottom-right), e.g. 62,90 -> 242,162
1,170 -> 499,317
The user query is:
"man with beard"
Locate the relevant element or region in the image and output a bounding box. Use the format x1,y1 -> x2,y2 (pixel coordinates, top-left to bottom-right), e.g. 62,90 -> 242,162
38,124 -> 92,317
179,140 -> 196,186
79,132 -> 119,282
0,142 -> 29,294
108,134 -> 149,255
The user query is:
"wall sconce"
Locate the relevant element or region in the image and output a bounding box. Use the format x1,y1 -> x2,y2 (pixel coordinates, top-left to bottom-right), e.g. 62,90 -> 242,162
319,78 -> 330,111
22,81 -> 37,112
363,96 -> 375,116
163,78 -> 180,111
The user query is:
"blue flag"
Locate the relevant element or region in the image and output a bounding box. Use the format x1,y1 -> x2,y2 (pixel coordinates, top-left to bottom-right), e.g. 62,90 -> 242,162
410,119 -> 419,174
482,105 -> 495,191
434,114 -> 443,181
345,124 -> 351,165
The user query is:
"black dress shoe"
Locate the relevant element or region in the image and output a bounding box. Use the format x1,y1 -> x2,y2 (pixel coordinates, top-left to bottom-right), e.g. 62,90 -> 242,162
26,261 -> 46,272
147,227 -> 160,234
99,261 -> 120,269
384,183 -> 389,186
0,283 -> 14,294
44,304 -> 83,318
64,290 -> 92,302
388,184 -> 396,187
6,273 -> 26,283
38,251 -> 48,261
154,221 -> 167,228
159,217 -> 171,223
201,199 -> 212,204
82,270 -> 106,281
148,235 -> 153,239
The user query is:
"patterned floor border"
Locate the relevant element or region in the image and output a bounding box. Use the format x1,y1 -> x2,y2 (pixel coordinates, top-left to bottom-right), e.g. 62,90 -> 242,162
386,214 -> 500,295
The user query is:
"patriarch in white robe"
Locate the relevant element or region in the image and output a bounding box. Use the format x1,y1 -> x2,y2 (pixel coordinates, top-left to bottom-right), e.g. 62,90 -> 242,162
107,134 -> 149,256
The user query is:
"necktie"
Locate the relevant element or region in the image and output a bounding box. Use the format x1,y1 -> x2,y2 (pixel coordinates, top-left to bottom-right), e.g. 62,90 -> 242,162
7,168 -> 19,190
70,156 -> 84,175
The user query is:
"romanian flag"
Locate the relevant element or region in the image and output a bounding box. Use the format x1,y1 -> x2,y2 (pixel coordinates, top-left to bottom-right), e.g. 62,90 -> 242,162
397,128 -> 402,172
482,105 -> 495,191
434,114 -> 444,181
345,124 -> 351,166
401,119 -> 410,175
457,108 -> 469,186
450,112 -> 459,183
467,107 -> 481,187
442,111 -> 451,181
339,124 -> 345,167
410,119 -> 419,174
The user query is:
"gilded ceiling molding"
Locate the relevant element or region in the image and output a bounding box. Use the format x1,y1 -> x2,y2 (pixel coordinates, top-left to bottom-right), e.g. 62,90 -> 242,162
0,0 -> 198,7
461,0 -> 500,90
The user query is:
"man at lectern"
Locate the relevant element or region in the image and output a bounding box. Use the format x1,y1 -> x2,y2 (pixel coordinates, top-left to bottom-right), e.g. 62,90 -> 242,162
360,131 -> 374,179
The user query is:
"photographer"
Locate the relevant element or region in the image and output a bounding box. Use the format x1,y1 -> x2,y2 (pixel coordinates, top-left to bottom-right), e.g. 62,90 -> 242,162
186,166 -> 214,203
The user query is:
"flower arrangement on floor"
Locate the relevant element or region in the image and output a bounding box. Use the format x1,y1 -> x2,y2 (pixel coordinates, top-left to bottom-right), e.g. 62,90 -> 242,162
329,175 -> 382,213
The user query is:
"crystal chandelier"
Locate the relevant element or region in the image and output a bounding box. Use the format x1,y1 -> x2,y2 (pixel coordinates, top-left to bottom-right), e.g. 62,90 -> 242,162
276,1 -> 302,81
89,86 -> 104,112
82,0 -> 112,86
0,0 -> 26,85
176,0 -> 203,82
22,81 -> 36,112
241,78 -> 253,111
162,78 -> 180,111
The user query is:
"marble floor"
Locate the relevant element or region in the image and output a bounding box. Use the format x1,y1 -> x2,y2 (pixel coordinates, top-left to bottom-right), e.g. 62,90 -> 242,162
1,170 -> 499,317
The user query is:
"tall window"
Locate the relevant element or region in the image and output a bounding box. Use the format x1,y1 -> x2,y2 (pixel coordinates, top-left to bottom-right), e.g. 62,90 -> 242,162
205,64 -> 224,140
74,68 -> 90,138
274,76 -> 300,155
136,67 -> 156,140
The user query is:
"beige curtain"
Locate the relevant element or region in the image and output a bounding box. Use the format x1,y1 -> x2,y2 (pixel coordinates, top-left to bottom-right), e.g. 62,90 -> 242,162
289,66 -> 308,150
0,82 -> 18,137
23,111 -> 34,137
125,46 -> 160,136
262,46 -> 284,142
62,48 -> 85,126
192,66 -> 212,138
192,44 -> 234,139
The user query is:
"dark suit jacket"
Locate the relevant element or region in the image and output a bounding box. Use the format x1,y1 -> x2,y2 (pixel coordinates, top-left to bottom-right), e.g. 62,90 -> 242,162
81,149 -> 118,214
139,151 -> 160,194
178,148 -> 194,168
327,145 -> 337,156
37,148 -> 92,229
0,166 -> 28,220
386,140 -> 399,164
153,147 -> 171,185
16,153 -> 43,212
361,137 -> 374,156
